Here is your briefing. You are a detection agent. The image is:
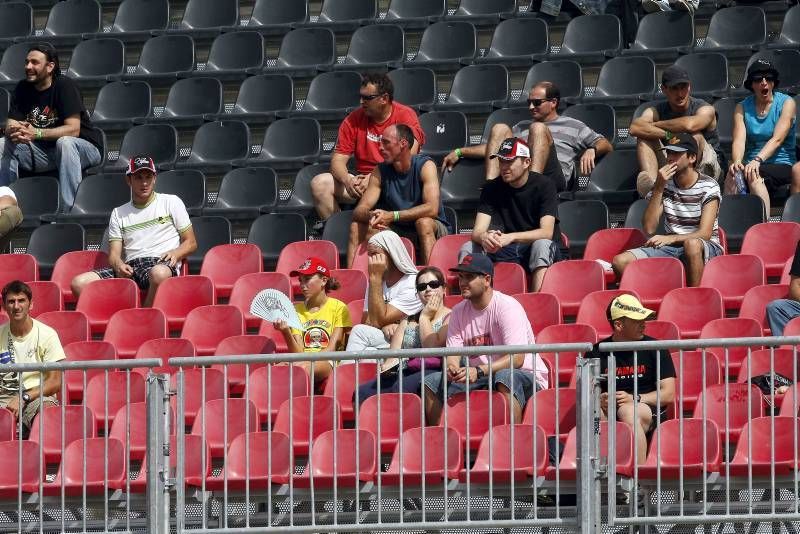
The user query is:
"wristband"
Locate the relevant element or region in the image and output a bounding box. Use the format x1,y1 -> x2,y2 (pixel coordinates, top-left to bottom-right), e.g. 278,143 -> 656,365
753,156 -> 763,164
454,148 -> 463,159
393,210 -> 400,222
664,130 -> 672,142
475,366 -> 485,380
35,128 -> 43,140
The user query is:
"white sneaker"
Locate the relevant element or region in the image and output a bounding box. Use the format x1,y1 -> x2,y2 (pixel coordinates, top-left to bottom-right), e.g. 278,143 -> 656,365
642,0 -> 672,12
670,0 -> 698,12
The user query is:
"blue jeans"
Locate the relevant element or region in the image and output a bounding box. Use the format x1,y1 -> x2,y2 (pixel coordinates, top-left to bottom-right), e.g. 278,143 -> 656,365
766,299 -> 800,337
0,136 -> 102,211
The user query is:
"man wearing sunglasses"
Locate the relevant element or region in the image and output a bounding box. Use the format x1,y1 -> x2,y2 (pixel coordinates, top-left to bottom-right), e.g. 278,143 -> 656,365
630,64 -> 722,198
309,72 -> 424,234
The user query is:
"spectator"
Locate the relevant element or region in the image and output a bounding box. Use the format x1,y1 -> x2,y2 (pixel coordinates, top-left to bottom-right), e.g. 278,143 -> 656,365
0,43 -> 103,211
586,294 -> 675,463
71,155 -> 197,307
0,280 -> 65,436
723,59 -> 800,217
442,81 -> 613,192
0,186 -> 21,252
642,0 -> 697,13
272,257 -> 351,386
345,230 -> 422,352
310,72 -> 425,233
459,138 -> 565,292
356,266 -> 451,402
766,242 -> 800,336
612,133 -> 722,287
630,64 -> 723,198
348,124 -> 450,267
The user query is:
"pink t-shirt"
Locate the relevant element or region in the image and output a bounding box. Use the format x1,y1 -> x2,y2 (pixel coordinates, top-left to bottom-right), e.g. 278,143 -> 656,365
446,291 -> 549,390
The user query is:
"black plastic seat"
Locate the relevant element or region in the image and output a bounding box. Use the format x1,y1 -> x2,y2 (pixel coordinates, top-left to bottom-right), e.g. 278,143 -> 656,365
248,0 -> 309,34
781,193 -> 800,223
474,18 -> 548,67
480,107 -> 531,144
0,2 -> 33,43
192,32 -> 264,79
419,111 -> 468,160
555,15 -> 622,64
624,198 -> 665,234
387,68 -> 437,111
574,149 -> 639,206
155,169 -> 206,216
585,56 -> 656,107
247,213 -> 308,269
320,210 -> 353,267
49,174 -> 131,225
713,97 -> 738,149
0,88 -> 9,126
440,159 -> 485,210
698,6 -> 767,57
65,38 -> 126,87
139,78 -> 222,127
9,176 -> 59,229
382,0 -> 445,28
558,200 -> 610,258
407,21 -> 477,71
176,121 -> 250,172
90,81 -> 151,131
768,5 -> 800,49
205,74 -> 292,124
169,0 -> 239,37
333,24 -> 405,72
233,118 -> 320,170
621,11 -> 693,60
41,0 -> 101,45
313,0 -> 377,31
435,64 -> 508,113
292,71 -> 362,120
105,124 -> 178,172
128,35 -> 195,82
26,223 -> 86,279
266,27 -> 336,77
0,43 -> 29,86
674,53 -> 729,101
186,216 -> 232,273
562,103 -> 617,146
107,0 -> 170,41
511,60 -> 583,106
272,163 -> 326,217
718,194 -> 766,253
742,49 -> 800,96
204,167 -> 278,221
446,0 -> 516,25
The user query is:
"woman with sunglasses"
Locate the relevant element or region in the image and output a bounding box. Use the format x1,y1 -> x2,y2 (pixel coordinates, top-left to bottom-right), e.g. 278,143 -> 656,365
724,59 -> 800,216
355,266 -> 451,403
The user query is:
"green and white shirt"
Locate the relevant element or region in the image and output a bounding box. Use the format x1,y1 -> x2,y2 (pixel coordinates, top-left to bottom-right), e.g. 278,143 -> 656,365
108,193 -> 192,262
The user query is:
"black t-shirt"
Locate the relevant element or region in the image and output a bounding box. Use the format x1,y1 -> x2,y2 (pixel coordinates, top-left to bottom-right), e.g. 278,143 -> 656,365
8,76 -> 103,152
588,335 -> 676,395
478,171 -> 563,247
790,241 -> 800,278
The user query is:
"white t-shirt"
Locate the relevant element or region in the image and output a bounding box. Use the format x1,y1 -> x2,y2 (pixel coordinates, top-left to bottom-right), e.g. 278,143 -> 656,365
362,272 -> 423,316
0,187 -> 16,201
108,193 -> 192,263
0,319 -> 65,394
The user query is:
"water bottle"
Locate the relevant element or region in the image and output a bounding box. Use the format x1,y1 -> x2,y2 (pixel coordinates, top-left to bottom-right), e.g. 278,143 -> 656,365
734,169 -> 747,195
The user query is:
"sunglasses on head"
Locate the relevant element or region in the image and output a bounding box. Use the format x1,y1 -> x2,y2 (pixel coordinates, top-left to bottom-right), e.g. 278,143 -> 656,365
416,280 -> 443,292
359,93 -> 384,101
527,98 -> 550,107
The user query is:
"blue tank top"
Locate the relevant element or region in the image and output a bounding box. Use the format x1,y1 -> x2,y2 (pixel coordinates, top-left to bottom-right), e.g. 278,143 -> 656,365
742,91 -> 796,165
377,154 -> 452,231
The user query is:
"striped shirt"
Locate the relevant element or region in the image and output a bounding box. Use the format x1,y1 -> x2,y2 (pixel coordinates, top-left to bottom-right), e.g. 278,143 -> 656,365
657,173 -> 721,245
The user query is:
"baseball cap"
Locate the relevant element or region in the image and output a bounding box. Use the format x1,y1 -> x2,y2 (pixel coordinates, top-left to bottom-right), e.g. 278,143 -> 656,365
661,65 -> 691,88
609,294 -> 655,321
126,155 -> 156,176
663,132 -> 698,154
745,58 -> 780,90
290,257 -> 331,277
448,253 -> 494,277
490,137 -> 531,160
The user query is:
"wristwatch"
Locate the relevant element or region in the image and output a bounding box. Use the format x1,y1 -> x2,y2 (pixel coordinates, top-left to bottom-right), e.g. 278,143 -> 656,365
21,392 -> 31,404
475,366 -> 485,380
634,393 -> 641,403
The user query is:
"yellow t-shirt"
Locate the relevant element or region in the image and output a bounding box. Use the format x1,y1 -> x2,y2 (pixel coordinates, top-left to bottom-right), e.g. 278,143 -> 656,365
0,319 -> 66,394
290,298 -> 352,352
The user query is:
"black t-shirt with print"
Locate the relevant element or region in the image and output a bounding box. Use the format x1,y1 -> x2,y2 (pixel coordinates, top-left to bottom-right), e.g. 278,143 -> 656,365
588,335 -> 676,395
8,76 -> 103,151
790,241 -> 800,278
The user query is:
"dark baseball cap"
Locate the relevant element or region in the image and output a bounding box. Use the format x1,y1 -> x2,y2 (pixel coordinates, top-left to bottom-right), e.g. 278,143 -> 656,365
663,132 -> 698,155
661,65 -> 691,88
449,253 -> 494,277
745,58 -> 780,91
126,155 -> 156,176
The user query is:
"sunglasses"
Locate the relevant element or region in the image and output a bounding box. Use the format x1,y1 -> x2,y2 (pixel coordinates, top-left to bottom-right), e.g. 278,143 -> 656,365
416,280 -> 443,292
359,93 -> 384,101
751,75 -> 776,83
527,98 -> 550,107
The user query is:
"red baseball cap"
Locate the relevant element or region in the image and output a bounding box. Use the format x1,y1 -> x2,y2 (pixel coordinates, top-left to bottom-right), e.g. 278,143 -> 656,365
290,257 -> 331,277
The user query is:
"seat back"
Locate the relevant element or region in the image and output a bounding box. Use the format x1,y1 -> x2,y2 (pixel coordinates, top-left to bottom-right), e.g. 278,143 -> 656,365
181,305 -> 244,355
199,243 -> 263,298
413,21 -> 476,63
179,0 -> 238,29
136,34 -> 194,75
111,0 -> 169,32
388,67 -> 437,109
104,308 -> 167,359
66,38 -> 125,79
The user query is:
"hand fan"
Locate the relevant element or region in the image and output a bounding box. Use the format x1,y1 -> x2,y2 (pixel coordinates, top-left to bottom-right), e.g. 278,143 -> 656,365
250,289 -> 303,331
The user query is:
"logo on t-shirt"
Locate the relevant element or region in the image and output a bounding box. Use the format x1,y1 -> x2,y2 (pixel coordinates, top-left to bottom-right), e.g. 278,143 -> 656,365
366,130 -> 381,143
27,105 -> 58,128
303,326 -> 330,350
466,334 -> 492,347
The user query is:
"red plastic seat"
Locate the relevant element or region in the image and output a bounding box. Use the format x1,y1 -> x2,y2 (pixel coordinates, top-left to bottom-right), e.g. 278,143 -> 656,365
352,237 -> 415,274
784,316 -> 800,342
27,281 -> 62,316
700,254 -> 765,311
327,268 -> 367,304
512,292 -> 561,335
200,243 -> 263,300
729,416 -> 800,477
493,262 -> 527,294
256,321 -> 289,354
693,383 -> 764,444
205,431 -> 293,491
736,348 -> 799,386
63,340 -> 117,403
739,284 -> 790,335
619,257 -> 685,312
84,371 -> 146,429
76,278 -> 140,336
536,324 -> 597,385
781,256 -> 793,284
0,441 -> 41,496
211,334 -> 276,395
462,424 -> 548,483
440,390 -> 508,451
134,337 -> 196,377
644,320 -> 680,341
38,310 -> 90,347
583,228 -> 647,285
273,395 -> 341,456
346,298 -> 365,327
245,364 -> 310,425
699,317 -> 763,376
29,405 -> 96,464
276,240 -> 339,297
576,289 -> 641,339
44,437 -> 126,496
657,287 -> 724,339
181,305 -> 244,356
670,350 -> 722,416
229,271 -> 292,330
323,362 -> 379,422
553,421 -> 635,480
357,393 -> 423,454
428,234 -> 471,291
127,434 -> 210,493
639,419 -> 721,480
540,260 -> 605,318
740,222 -> 800,278
523,387 -> 577,441
51,250 -> 109,304
294,429 -> 377,488
381,426 -> 462,486
0,253 -> 38,288
0,408 -> 13,442
103,308 -> 167,359
170,368 -> 226,427
108,401 -> 167,461
191,398 -> 260,458
152,275 -> 215,332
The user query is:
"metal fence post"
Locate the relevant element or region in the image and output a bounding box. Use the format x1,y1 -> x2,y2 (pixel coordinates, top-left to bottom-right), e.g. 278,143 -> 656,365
576,355 -> 602,534
146,373 -> 171,534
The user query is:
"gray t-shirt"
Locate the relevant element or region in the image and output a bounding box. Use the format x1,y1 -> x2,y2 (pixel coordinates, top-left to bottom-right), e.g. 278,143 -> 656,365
654,97 -> 720,150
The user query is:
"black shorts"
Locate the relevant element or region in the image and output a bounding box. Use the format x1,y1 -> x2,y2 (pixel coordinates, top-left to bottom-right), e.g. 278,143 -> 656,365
760,163 -> 794,194
94,256 -> 178,290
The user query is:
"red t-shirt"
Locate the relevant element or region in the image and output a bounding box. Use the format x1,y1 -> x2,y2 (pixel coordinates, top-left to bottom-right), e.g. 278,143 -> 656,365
334,102 -> 425,175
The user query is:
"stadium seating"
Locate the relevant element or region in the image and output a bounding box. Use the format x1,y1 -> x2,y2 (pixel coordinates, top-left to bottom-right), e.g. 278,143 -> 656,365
436,64 -> 509,114
558,200 -> 610,258
323,362 -> 379,422
204,431 -> 293,491
462,424 -> 548,483
186,216 -> 232,273
718,195 -> 766,253
358,393 -> 423,453
175,121 -> 251,172
387,67 -> 437,110
44,437 -> 126,497
335,24 -> 405,71
273,395 -> 341,456
699,317 -> 764,376
741,223 -> 800,278
670,350 -> 722,416
191,398 -> 259,458
152,275 -> 215,332
76,278 -> 140,336
512,292 -> 561,335
540,260 -> 605,318
199,244 -> 263,300
195,31 -> 264,79
693,383 -> 764,444
170,367 -> 226,427
211,334 -> 276,395
523,387 -> 577,441
383,0 -> 446,28
699,254 -> 766,311
476,17 -> 548,66
39,311 -> 90,348
84,371 -> 147,429
0,2 -> 33,42
644,320 -> 679,341
639,419 -> 721,480
623,11 -> 693,60
555,14 -> 622,64
8,176 -> 60,229
739,284 -> 790,335
658,287 -> 724,339
26,223 -> 85,279
0,441 -> 39,497
408,21 -> 476,70
181,305 -> 245,356
90,80 -> 151,130
674,53 -> 730,101
293,428 -> 377,489
729,416 -> 800,477
440,391 -> 508,451
698,6 -> 767,56
381,426 -> 462,486
104,308 -> 167,360
619,257 -> 684,312
245,364 -> 310,424
134,337 -> 195,377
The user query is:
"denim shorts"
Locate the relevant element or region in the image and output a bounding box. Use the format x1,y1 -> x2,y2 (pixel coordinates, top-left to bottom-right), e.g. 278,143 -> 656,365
423,367 -> 538,407
629,240 -> 723,264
